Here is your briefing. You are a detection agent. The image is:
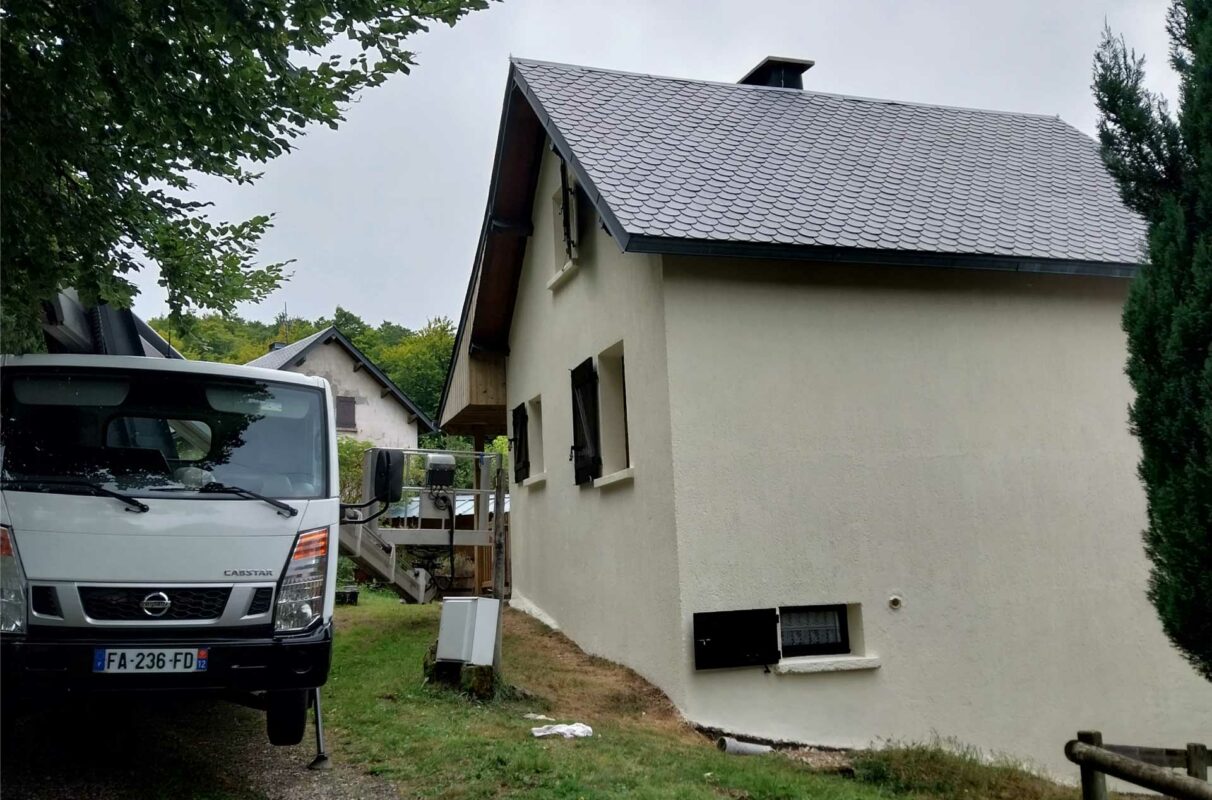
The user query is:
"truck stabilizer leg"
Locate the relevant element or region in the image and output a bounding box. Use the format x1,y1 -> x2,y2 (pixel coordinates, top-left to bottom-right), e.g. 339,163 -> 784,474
308,687 -> 332,770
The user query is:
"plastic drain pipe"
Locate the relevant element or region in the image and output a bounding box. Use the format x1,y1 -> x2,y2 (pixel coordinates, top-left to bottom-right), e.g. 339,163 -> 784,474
717,736 -> 773,755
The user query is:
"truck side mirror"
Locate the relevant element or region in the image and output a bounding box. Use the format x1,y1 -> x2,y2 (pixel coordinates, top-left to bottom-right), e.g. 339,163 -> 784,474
373,450 -> 404,504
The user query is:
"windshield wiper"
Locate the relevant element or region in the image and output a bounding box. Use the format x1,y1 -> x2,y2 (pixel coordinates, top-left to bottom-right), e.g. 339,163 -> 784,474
0,479 -> 149,513
196,482 -> 298,517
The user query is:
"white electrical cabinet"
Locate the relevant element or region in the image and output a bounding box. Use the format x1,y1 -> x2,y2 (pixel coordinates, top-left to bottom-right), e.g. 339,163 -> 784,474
436,597 -> 500,666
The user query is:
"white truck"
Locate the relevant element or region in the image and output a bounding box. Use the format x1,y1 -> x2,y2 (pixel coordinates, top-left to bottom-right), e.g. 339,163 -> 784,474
0,353 -> 397,749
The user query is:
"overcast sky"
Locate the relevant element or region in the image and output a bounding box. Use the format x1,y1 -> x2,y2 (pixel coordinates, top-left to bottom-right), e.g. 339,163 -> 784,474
130,0 -> 1179,331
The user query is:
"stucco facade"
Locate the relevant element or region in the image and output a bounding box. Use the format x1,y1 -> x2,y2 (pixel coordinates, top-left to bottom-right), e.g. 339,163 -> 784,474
280,340 -> 420,450
506,148 -> 685,697
661,258 -> 1212,776
502,148 -> 1212,778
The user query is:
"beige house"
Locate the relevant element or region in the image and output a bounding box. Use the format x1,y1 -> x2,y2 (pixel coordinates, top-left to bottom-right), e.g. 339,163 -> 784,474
437,57 -> 1212,776
248,326 -> 433,448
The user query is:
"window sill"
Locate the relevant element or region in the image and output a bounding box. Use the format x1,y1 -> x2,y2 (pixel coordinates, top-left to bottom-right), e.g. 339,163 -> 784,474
773,655 -> 880,675
521,473 -> 548,489
593,467 -> 634,489
546,259 -> 580,292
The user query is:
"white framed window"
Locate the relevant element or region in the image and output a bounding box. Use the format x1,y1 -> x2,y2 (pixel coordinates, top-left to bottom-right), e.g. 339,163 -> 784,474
527,396 -> 545,475
779,604 -> 849,657
597,341 -> 629,476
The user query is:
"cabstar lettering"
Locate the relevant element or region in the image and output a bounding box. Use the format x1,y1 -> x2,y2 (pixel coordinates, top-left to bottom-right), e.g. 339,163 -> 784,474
224,569 -> 273,577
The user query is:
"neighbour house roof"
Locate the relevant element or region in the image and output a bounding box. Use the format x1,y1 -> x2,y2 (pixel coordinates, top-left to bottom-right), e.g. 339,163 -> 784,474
437,57 -> 1147,428
246,326 -> 436,432
245,327 -> 330,371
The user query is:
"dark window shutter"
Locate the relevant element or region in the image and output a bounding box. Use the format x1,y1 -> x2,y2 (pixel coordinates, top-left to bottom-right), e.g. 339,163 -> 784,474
570,358 -> 601,485
336,396 -> 356,429
512,403 -> 530,483
693,609 -> 780,670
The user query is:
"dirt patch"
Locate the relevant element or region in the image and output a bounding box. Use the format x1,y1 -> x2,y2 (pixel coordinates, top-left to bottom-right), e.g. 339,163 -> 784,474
1,693 -> 399,800
500,608 -> 687,735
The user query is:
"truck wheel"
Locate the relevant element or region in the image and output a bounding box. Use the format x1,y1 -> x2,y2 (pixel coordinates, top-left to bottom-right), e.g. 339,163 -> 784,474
266,689 -> 308,746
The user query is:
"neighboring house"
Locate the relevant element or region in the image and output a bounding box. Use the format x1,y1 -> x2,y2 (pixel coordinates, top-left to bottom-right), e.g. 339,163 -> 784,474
248,326 -> 434,448
437,57 -> 1212,776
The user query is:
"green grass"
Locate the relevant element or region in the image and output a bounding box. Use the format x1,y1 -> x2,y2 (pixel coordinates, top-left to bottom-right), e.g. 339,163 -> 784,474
324,592 -> 889,799
852,741 -> 1106,800
324,594 -> 1107,800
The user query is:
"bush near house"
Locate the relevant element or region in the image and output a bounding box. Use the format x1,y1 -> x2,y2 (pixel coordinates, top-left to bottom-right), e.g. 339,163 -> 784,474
1093,0 -> 1212,681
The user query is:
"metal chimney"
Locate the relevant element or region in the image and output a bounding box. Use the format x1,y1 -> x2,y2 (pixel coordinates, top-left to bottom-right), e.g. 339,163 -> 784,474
738,56 -> 814,90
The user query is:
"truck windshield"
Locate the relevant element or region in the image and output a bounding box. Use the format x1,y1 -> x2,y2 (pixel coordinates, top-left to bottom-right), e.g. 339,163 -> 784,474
0,367 -> 328,500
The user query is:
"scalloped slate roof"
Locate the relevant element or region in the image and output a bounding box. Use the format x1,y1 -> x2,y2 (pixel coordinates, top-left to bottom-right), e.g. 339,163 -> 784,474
245,327 -> 330,370
512,59 -> 1146,267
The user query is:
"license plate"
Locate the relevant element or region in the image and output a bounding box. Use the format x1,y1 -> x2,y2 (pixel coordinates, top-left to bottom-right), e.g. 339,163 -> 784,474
92,647 -> 209,673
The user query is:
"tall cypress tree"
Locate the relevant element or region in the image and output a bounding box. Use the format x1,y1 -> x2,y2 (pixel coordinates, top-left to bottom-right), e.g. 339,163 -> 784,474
1093,1 -> 1212,680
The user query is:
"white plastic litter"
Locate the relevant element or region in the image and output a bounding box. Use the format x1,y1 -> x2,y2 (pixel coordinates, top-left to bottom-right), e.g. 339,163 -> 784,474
531,723 -> 593,739
523,713 -> 555,721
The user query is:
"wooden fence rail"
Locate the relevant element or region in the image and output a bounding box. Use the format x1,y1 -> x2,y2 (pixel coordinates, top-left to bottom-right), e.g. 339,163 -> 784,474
1065,730 -> 1211,800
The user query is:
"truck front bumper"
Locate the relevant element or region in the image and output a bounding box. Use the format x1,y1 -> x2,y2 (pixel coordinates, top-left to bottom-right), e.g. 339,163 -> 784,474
0,622 -> 332,695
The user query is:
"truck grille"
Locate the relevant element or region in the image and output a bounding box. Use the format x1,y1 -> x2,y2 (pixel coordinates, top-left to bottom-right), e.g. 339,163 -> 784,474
79,587 -> 231,621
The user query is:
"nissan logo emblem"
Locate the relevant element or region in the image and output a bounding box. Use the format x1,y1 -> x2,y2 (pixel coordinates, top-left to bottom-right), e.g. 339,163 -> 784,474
140,591 -> 172,618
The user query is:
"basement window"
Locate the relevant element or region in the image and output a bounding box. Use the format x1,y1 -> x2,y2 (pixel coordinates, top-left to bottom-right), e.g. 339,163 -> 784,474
335,396 -> 357,431
779,605 -> 849,657
596,342 -> 630,479
694,604 -> 872,673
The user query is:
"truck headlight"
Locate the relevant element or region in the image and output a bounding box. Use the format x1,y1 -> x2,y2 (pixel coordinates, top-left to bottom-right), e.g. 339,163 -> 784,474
1,525 -> 28,634
275,527 -> 328,633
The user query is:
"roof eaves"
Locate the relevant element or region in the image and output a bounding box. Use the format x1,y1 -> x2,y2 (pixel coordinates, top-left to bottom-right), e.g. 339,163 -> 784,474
328,329 -> 436,433
437,65 -> 524,430
625,235 -> 1140,279
510,63 -> 634,249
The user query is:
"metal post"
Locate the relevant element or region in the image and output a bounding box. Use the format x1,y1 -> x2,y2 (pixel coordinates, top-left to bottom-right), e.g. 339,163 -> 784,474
307,688 -> 331,770
473,429 -> 486,595
492,453 -> 507,673
1077,731 -> 1109,800
1190,743 -> 1209,782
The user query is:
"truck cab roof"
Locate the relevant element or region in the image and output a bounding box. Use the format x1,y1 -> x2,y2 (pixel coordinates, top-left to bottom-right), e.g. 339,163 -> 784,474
0,354 -> 330,391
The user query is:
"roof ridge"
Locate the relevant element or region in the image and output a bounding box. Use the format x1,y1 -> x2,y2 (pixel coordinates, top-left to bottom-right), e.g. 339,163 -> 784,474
244,325 -> 332,367
510,56 -> 1066,123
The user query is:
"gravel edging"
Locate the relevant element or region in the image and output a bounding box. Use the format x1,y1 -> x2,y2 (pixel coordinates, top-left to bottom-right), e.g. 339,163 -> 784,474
1,694 -> 398,800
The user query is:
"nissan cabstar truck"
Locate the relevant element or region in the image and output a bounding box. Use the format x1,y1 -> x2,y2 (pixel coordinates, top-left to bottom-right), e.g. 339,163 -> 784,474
0,354 -> 341,745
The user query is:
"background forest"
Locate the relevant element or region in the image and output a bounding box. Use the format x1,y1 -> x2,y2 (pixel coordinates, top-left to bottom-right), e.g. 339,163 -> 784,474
149,307 -> 453,423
